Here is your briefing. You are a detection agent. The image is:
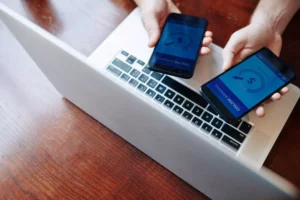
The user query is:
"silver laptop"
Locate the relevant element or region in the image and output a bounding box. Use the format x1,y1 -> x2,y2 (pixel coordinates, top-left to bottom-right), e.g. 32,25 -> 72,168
1,4 -> 299,200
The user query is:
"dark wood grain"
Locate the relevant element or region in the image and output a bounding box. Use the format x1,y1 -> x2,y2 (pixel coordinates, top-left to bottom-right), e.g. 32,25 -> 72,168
0,0 -> 299,199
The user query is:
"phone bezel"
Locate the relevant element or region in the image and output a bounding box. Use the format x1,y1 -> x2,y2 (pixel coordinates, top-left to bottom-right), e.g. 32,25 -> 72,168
200,48 -> 296,123
148,13 -> 208,79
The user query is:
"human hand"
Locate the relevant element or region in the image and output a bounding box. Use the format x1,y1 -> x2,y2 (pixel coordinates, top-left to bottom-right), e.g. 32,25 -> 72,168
222,23 -> 289,117
136,0 -> 213,55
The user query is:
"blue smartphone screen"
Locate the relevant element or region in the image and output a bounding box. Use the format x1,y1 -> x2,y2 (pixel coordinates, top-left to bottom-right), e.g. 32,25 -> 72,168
150,18 -> 206,71
206,52 -> 291,118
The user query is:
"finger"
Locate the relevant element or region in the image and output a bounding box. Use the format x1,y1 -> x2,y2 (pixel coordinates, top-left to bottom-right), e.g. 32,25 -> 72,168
167,0 -> 181,13
202,37 -> 213,46
200,46 -> 211,55
270,92 -> 281,101
265,92 -> 281,104
230,48 -> 254,66
280,86 -> 289,95
141,12 -> 161,47
222,30 -> 247,71
255,106 -> 265,117
205,31 -> 213,37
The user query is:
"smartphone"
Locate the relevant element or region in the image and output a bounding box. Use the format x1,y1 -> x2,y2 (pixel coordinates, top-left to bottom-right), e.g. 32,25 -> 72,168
148,13 -> 208,79
200,48 -> 296,123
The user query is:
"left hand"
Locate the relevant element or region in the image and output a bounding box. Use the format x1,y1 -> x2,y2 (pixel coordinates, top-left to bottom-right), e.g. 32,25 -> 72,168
137,0 -> 213,55
222,23 -> 289,117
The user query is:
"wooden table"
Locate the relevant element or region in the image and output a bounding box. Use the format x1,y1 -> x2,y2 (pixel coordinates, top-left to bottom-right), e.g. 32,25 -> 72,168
0,0 -> 299,199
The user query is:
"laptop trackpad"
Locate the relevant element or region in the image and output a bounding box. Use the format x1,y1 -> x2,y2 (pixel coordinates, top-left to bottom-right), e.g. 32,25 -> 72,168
238,128 -> 271,166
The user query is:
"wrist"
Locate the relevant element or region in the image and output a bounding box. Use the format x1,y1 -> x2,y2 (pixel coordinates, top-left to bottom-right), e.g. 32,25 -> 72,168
249,0 -> 300,35
250,14 -> 282,35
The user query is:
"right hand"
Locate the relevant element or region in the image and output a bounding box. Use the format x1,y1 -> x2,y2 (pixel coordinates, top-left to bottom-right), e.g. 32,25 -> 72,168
136,0 -> 213,55
222,23 -> 288,117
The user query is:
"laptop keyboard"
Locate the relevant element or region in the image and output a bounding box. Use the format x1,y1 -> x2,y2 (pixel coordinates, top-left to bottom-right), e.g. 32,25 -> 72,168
106,50 -> 253,153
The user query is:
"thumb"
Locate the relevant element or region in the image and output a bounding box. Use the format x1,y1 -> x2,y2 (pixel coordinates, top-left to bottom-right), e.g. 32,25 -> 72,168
141,12 -> 161,47
222,30 -> 246,71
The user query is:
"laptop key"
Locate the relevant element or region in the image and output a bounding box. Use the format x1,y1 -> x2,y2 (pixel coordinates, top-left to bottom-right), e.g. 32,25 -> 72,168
230,119 -> 242,128
182,100 -> 194,111
192,117 -> 203,127
239,121 -> 252,134
106,65 -> 121,77
154,94 -> 165,104
173,105 -> 183,115
137,83 -> 147,93
211,118 -> 223,129
130,69 -> 140,78
201,123 -> 212,134
137,60 -> 145,66
120,73 -> 130,82
126,55 -> 137,64
207,105 -> 217,115
211,129 -> 223,140
121,50 -> 129,56
112,58 -> 132,72
165,89 -> 175,99
151,72 -> 164,81
192,106 -> 203,117
221,135 -> 241,151
201,112 -> 213,123
138,74 -> 149,83
164,100 -> 174,109
162,76 -> 208,108
128,78 -> 138,87
156,84 -> 167,94
146,89 -> 156,98
221,124 -> 246,143
142,66 -> 151,74
182,111 -> 193,121
173,95 -> 185,105
147,79 -> 158,88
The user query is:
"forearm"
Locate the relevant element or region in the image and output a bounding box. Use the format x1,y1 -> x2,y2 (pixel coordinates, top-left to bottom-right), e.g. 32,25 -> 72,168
251,0 -> 300,35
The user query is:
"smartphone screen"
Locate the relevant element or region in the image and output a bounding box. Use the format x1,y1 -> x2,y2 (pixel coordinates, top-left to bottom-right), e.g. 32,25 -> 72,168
200,48 -> 295,122
148,13 -> 208,78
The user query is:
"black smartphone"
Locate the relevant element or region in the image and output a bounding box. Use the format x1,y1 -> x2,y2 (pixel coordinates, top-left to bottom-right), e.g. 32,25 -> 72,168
148,13 -> 208,79
200,48 -> 296,123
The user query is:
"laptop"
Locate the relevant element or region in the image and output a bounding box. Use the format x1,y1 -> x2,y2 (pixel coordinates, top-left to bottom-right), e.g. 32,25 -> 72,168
1,4 -> 299,200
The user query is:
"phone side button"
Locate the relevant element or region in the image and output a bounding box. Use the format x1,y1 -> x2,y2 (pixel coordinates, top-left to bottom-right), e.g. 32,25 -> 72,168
221,136 -> 240,152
